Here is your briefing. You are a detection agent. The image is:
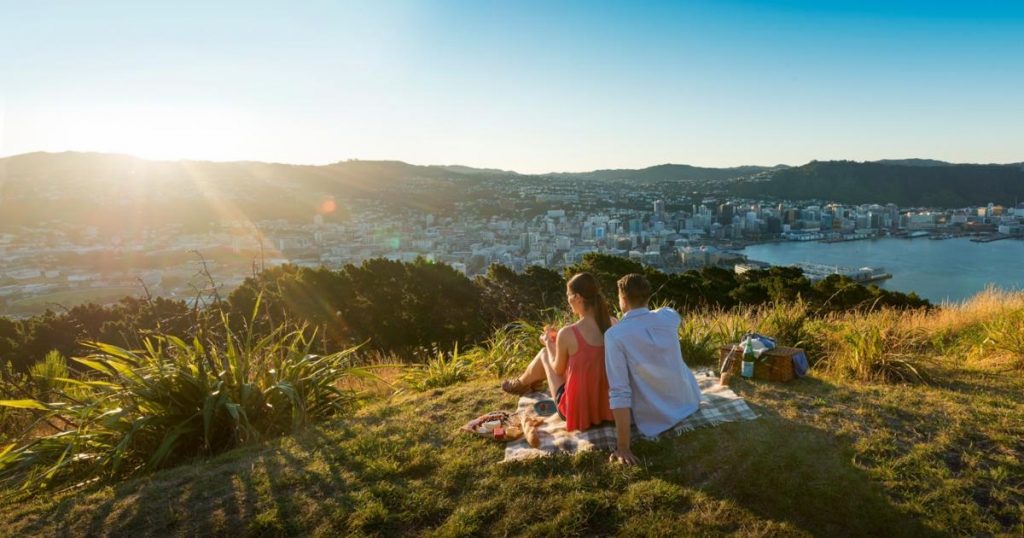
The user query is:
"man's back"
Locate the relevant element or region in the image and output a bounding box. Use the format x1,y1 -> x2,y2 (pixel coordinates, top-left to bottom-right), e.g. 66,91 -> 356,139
604,307 -> 702,437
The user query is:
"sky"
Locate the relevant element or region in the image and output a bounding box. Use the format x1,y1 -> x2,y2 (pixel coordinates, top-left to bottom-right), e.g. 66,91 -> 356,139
1,0 -> 1022,173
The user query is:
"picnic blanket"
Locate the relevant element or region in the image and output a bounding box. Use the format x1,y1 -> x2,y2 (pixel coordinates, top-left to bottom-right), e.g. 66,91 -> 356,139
504,368 -> 758,461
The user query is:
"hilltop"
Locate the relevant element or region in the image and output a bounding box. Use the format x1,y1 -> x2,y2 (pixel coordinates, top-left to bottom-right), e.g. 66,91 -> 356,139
1,285 -> 1022,536
2,361 -> 1020,536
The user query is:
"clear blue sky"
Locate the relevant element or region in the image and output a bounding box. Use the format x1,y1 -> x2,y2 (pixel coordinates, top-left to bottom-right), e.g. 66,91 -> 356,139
2,1 -> 1022,172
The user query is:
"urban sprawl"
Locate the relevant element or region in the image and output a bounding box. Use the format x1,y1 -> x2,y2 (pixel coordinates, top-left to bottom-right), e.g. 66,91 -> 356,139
2,176 -> 1022,316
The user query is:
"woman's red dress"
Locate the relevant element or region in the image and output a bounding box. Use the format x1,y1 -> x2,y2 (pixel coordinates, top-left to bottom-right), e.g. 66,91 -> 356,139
557,325 -> 615,431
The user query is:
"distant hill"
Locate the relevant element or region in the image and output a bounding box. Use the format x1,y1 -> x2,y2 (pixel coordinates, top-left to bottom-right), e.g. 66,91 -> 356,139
0,152 -> 779,229
873,158 -> 952,167
731,160 -> 1024,207
4,153 -> 1022,230
548,163 -> 779,182
0,152 -> 495,230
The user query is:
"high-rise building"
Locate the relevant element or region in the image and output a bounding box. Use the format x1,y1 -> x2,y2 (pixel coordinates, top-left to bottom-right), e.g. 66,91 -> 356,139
653,199 -> 665,220
718,203 -> 734,225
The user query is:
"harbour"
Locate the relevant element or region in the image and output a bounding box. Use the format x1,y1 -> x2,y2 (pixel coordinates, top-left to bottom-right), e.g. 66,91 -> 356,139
742,236 -> 1024,303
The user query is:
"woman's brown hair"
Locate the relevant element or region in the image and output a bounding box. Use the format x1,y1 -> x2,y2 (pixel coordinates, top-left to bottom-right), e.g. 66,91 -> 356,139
567,272 -> 612,334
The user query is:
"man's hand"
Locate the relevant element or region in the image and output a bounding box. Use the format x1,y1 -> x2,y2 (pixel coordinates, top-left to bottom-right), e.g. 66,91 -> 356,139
610,447 -> 638,466
610,407 -> 637,465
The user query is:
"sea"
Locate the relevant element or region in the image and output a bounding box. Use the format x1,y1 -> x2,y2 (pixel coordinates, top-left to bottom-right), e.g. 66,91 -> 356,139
741,237 -> 1024,304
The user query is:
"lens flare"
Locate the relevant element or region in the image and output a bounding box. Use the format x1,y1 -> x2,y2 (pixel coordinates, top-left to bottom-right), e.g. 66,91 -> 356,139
319,197 -> 337,214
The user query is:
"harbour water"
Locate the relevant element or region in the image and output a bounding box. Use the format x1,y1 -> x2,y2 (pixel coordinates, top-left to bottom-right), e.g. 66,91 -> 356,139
741,237 -> 1024,304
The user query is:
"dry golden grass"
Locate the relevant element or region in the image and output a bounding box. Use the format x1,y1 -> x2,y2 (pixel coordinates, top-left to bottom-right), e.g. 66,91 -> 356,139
673,289 -> 1024,384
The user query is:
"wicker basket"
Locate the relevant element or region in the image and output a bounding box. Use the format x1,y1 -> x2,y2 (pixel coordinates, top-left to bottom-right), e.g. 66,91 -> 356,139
719,345 -> 801,382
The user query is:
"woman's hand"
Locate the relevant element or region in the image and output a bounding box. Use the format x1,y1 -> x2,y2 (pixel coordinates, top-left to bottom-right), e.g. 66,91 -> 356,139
542,326 -> 558,354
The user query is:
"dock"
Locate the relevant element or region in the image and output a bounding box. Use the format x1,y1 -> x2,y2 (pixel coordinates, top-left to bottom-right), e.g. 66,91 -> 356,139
970,234 -> 1012,243
792,263 -> 892,284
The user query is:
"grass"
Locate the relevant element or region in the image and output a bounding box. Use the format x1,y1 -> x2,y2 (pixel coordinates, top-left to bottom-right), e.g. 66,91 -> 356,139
2,364 -> 1022,536
3,290 -> 1024,536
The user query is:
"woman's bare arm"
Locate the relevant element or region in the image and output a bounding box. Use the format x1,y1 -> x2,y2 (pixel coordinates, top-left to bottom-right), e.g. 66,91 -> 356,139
554,326 -> 572,376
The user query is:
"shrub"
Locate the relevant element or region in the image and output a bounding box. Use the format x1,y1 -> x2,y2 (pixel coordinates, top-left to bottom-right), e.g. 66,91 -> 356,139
0,309 -> 368,495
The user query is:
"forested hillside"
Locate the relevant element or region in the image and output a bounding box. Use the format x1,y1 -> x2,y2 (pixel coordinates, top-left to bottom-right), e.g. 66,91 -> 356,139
731,160 -> 1024,207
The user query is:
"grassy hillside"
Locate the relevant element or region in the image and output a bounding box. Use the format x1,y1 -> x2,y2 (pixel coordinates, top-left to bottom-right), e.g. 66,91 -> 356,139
3,368 -> 1020,537
2,291 -> 1023,536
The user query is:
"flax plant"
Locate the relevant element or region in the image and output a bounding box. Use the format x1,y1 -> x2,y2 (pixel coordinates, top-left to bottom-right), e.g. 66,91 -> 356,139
0,298 -> 369,496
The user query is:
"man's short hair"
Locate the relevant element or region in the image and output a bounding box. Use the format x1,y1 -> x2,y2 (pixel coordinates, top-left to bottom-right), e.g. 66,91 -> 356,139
617,273 -> 651,305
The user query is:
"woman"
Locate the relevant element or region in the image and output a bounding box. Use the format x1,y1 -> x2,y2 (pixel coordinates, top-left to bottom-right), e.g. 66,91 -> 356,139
501,272 -> 616,432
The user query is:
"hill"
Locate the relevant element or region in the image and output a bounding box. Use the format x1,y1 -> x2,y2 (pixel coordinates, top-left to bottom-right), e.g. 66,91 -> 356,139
4,152 -> 1024,231
548,163 -> 778,183
0,152 -> 495,231
0,152 -> 775,230
873,158 -> 953,167
2,287 -> 1022,536
2,363 -> 1019,536
730,160 -> 1024,207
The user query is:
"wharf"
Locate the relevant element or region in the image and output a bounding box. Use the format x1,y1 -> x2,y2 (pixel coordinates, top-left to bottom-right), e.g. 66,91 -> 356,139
970,235 -> 1012,243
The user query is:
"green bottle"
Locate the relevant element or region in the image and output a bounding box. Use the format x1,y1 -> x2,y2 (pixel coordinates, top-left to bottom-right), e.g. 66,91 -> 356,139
741,337 -> 756,378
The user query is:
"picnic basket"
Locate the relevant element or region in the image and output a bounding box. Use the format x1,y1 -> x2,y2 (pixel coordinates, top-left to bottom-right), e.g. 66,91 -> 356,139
719,345 -> 802,382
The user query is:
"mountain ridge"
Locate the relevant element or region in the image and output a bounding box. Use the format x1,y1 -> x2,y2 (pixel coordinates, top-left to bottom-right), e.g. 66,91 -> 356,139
2,152 -> 1022,222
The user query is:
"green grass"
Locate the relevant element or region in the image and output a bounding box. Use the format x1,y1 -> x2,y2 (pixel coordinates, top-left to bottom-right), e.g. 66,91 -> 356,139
3,365 -> 1021,537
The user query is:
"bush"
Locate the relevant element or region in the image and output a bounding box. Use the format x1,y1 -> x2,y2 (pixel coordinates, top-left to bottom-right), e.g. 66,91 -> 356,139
0,310 -> 368,495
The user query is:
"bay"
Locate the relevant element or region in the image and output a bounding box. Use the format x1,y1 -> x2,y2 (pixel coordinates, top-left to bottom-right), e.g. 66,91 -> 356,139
741,237 -> 1024,304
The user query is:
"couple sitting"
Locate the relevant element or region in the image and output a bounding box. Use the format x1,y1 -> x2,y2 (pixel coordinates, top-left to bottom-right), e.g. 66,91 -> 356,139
501,272 -> 702,465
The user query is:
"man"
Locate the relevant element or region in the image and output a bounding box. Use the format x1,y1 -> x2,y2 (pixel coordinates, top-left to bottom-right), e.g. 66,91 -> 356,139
604,273 -> 702,465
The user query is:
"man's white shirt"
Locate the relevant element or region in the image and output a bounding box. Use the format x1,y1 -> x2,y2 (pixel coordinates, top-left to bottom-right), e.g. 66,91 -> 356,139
604,307 -> 702,437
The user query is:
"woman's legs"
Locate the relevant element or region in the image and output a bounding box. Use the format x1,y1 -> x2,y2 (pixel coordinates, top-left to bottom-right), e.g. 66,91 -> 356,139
505,348 -> 564,397
517,349 -> 548,386
537,347 -> 566,398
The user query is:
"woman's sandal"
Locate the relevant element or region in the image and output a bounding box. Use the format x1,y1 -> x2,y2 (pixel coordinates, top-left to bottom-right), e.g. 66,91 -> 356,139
501,379 -> 530,395
501,378 -> 544,396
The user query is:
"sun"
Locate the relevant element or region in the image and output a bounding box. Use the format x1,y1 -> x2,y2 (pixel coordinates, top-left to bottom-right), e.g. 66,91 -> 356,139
50,104 -> 252,162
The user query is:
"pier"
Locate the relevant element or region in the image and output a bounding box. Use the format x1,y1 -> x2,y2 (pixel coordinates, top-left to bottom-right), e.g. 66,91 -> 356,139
970,234 -> 1012,243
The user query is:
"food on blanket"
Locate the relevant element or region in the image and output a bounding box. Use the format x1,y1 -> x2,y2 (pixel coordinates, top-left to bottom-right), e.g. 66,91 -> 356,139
521,414 -> 545,448
505,422 -> 523,440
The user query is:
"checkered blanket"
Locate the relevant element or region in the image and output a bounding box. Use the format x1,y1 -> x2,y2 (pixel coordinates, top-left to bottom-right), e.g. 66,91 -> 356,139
503,369 -> 758,461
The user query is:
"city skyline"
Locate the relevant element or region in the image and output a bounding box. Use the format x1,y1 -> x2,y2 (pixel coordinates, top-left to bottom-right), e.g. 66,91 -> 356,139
3,1 -> 1024,173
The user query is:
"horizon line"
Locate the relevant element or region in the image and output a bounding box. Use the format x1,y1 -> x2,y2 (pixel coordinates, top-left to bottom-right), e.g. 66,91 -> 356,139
2,149 -> 1023,176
